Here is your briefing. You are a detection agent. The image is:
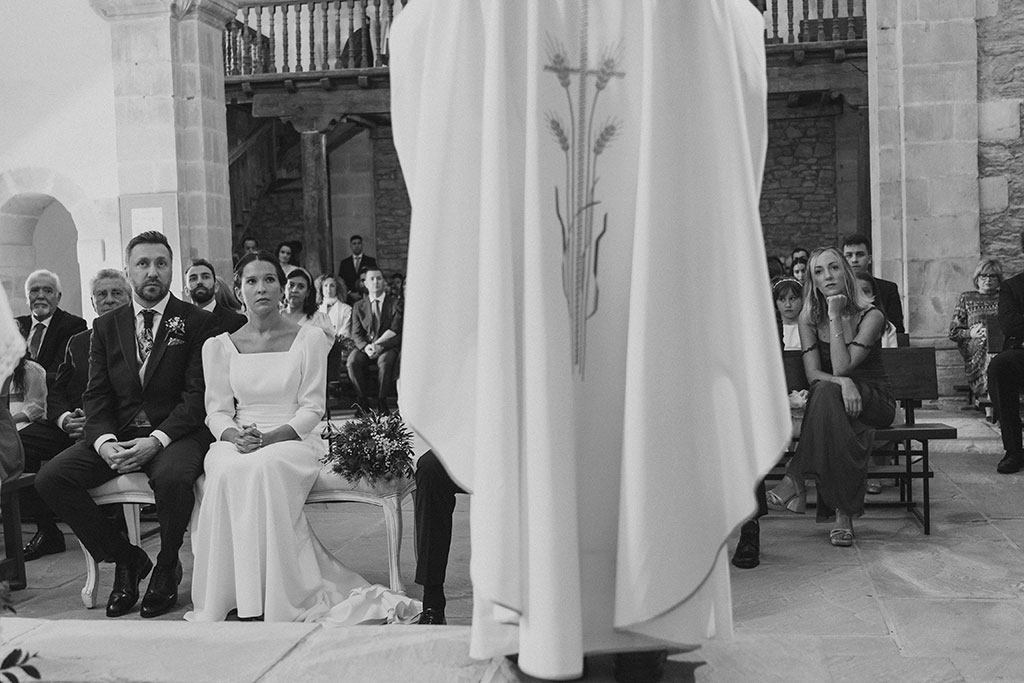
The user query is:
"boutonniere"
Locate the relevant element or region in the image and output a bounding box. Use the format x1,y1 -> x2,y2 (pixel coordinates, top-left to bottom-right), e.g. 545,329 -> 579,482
165,316 -> 186,340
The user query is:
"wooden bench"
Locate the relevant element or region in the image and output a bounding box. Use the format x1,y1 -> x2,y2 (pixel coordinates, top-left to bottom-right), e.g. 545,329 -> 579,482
773,347 -> 957,534
0,472 -> 36,590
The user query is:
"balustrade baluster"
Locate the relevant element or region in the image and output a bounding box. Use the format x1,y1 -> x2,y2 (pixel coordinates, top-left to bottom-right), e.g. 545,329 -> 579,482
383,0 -> 393,59
281,4 -> 290,72
255,6 -> 264,73
309,1 -> 317,70
223,23 -> 233,76
268,5 -> 277,73
800,0 -> 809,41
334,0 -> 343,69
370,0 -> 381,66
347,1 -> 356,68
816,0 -> 825,41
786,0 -> 795,43
847,0 -> 856,39
241,7 -> 252,74
831,0 -> 839,40
321,1 -> 329,72
295,3 -> 304,71
770,0 -> 779,43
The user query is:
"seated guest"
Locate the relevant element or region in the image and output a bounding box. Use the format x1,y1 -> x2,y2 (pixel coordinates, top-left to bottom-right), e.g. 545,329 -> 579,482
2,353 -> 46,430
766,247 -> 895,547
185,259 -> 246,334
774,276 -> 804,351
791,246 -> 809,266
0,288 -> 27,485
186,251 -> 419,623
276,241 -> 298,276
16,269 -> 87,387
767,256 -> 786,281
388,272 -> 405,302
19,269 -> 131,561
347,267 -> 402,412
790,257 -> 807,285
950,259 -> 1002,415
988,233 -> 1024,474
316,274 -> 354,393
338,234 -> 378,304
843,233 -> 904,334
282,267 -> 335,341
412,449 -> 466,623
37,231 -> 216,618
855,272 -> 898,348
214,276 -> 243,313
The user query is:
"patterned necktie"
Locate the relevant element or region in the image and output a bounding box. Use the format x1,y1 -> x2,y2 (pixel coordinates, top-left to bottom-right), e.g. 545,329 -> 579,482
138,309 -> 156,363
28,322 -> 45,360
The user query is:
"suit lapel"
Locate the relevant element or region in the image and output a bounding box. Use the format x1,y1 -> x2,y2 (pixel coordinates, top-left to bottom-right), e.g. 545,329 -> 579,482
115,306 -> 142,387
142,296 -> 177,389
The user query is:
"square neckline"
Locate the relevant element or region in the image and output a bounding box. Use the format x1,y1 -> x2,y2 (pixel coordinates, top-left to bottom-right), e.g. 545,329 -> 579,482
225,326 -> 304,355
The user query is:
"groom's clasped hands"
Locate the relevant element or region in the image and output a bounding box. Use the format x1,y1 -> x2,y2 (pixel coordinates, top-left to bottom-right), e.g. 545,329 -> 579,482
99,437 -> 164,474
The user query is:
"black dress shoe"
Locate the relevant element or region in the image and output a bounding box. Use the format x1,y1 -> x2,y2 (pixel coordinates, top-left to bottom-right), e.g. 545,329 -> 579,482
417,607 -> 447,625
22,529 -> 66,562
731,519 -> 760,569
106,546 -> 153,618
997,453 -> 1023,474
140,561 -> 183,618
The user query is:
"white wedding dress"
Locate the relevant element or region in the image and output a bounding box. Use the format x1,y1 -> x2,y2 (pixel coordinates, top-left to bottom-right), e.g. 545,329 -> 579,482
185,325 -> 420,623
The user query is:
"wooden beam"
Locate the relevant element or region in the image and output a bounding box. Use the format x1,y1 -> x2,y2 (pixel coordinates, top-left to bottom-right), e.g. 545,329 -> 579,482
253,89 -> 392,119
300,129 -> 333,278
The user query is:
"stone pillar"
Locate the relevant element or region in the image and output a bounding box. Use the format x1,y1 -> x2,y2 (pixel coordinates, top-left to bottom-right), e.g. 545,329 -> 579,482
289,117 -> 337,278
868,0 -> 979,390
90,0 -> 237,281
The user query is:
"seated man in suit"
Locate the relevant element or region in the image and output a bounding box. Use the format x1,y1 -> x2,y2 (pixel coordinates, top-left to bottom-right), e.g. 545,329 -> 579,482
347,267 -> 402,412
185,258 -> 247,334
19,269 -> 131,561
843,233 -> 905,334
16,269 -> 87,388
989,230 -> 1024,474
338,234 -> 378,304
37,231 -> 215,618
413,449 -> 465,624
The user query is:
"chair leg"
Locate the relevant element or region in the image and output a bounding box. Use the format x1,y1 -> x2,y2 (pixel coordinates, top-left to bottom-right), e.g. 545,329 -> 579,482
80,540 -> 100,609
381,494 -> 405,594
1,484 -> 26,591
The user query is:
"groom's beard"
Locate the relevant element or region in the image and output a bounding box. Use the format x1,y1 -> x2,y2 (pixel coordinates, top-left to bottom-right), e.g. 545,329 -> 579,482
189,285 -> 214,305
135,278 -> 169,303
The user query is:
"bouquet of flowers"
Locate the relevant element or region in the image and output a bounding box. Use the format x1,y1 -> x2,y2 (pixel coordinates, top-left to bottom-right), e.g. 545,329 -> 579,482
320,409 -> 415,485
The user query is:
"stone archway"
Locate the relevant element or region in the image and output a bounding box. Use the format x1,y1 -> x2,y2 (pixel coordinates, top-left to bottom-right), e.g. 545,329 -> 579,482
0,168 -> 105,319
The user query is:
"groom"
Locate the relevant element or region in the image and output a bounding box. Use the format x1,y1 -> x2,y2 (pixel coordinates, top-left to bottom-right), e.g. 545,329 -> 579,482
37,231 -> 215,618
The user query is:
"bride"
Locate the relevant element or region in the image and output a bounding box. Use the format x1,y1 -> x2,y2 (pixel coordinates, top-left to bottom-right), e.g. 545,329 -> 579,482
186,251 -> 420,623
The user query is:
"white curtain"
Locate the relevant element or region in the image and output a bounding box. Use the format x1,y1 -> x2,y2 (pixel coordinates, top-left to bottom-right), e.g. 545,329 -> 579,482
391,1 -> 791,679
0,288 -> 25,385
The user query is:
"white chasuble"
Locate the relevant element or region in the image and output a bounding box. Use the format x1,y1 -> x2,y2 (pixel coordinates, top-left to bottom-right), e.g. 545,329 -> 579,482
391,1 -> 791,679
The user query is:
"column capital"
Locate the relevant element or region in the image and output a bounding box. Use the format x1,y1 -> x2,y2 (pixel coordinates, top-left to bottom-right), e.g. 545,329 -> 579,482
178,0 -> 239,27
90,0 -> 237,24
288,116 -> 340,135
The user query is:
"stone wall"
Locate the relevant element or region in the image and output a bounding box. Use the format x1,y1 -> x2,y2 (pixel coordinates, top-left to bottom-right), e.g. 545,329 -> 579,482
977,0 -> 1024,276
761,112 -> 839,259
243,186 -> 305,264
371,128 -> 411,278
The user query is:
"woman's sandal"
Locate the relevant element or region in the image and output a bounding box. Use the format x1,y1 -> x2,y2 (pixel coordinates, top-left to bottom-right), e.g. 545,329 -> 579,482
766,487 -> 807,514
829,528 -> 854,547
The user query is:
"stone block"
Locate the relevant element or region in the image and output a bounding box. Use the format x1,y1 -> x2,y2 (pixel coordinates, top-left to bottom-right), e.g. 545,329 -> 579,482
978,99 -> 1022,140
906,215 -> 981,259
905,256 -> 980,297
928,176 -> 981,217
912,0 -> 978,21
980,175 -> 1010,213
902,21 -> 977,64
905,141 -> 978,180
903,63 -> 977,104
976,0 -> 1000,19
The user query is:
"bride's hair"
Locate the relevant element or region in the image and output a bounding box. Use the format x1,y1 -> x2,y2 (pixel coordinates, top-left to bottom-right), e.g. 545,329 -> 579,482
233,251 -> 287,295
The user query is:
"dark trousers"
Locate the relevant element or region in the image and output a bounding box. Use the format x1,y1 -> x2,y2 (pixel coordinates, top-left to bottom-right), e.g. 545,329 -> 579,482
36,429 -> 208,567
347,347 -> 399,401
414,450 -> 465,587
17,422 -> 73,532
989,348 -> 1024,455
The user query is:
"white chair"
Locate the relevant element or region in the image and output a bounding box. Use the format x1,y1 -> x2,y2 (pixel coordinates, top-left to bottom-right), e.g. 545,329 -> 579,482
80,470 -> 416,608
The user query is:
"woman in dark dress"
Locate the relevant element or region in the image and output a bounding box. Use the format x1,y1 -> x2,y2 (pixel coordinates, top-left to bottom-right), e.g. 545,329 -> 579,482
766,247 -> 896,547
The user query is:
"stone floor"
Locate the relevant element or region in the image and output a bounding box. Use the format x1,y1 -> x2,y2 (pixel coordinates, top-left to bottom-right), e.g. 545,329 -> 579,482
0,400 -> 1019,681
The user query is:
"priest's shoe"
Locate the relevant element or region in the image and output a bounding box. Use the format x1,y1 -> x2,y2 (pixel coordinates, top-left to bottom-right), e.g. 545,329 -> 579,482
22,529 -> 65,561
418,608 -> 447,625
997,453 -> 1023,474
140,561 -> 183,618
106,546 -> 153,617
730,519 -> 760,569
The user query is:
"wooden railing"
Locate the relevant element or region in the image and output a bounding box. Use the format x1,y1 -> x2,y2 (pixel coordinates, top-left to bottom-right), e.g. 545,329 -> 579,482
753,0 -> 866,44
223,0 -> 407,77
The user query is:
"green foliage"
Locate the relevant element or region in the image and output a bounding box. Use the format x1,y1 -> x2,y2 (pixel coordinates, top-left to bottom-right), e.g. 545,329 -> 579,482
321,410 -> 414,485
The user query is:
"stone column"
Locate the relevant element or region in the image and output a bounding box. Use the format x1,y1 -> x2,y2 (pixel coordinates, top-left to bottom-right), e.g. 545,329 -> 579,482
90,0 -> 237,281
868,0 -> 979,390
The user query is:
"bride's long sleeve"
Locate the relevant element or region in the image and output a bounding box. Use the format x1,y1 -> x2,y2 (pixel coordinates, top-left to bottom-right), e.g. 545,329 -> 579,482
203,337 -> 237,440
287,328 -> 330,439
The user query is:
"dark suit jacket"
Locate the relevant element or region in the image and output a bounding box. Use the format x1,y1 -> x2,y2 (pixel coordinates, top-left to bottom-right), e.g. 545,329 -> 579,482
338,254 -> 379,294
208,303 -> 247,335
16,308 -> 87,386
46,328 -> 91,425
873,277 -> 904,334
83,295 -> 215,445
998,272 -> 1024,350
351,293 -> 402,351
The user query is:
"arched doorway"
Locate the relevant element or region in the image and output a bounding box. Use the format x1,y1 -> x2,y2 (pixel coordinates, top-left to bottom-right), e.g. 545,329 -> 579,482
0,194 -> 82,318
